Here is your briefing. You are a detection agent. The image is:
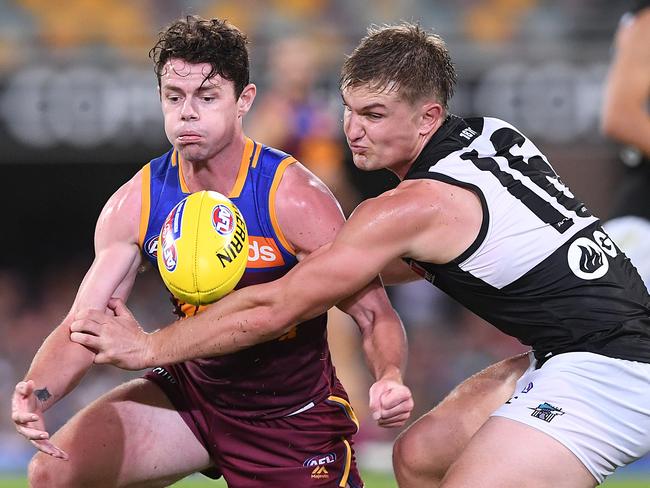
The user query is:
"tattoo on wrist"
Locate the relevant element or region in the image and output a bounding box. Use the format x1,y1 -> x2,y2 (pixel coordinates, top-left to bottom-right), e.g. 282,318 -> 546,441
34,388 -> 52,403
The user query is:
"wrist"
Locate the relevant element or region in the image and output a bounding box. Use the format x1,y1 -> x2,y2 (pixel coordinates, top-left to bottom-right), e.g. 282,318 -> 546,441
377,366 -> 403,384
143,330 -> 161,368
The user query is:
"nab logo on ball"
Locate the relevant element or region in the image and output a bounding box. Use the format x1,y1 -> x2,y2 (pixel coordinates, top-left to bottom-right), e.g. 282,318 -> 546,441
212,204 -> 235,235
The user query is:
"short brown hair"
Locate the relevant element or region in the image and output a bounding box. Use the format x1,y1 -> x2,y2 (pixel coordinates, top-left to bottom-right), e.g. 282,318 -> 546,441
340,22 -> 456,108
150,15 -> 249,97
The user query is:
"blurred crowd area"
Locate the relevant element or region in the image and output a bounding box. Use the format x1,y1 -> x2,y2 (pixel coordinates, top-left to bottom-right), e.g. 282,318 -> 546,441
0,0 -> 634,474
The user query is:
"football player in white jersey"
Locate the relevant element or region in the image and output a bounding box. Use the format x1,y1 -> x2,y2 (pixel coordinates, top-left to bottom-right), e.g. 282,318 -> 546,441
70,22 -> 650,488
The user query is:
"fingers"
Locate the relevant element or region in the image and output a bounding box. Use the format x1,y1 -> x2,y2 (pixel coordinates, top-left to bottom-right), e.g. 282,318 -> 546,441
69,332 -> 100,350
70,313 -> 101,335
31,439 -> 69,461
15,380 -> 34,397
108,297 -> 132,318
369,382 -> 414,428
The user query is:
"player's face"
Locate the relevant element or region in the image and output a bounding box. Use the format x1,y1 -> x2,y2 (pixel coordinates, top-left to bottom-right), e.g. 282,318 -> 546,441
160,59 -> 246,163
342,84 -> 427,177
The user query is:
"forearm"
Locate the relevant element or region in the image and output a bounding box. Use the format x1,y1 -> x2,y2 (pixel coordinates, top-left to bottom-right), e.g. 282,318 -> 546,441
25,319 -> 95,411
360,312 -> 408,382
146,283 -> 298,366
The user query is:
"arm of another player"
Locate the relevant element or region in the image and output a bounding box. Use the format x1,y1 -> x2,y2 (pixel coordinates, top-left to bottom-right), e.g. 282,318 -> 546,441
72,179 -> 475,369
135,183 -> 432,366
274,163 -> 413,427
601,7 -> 650,155
12,171 -> 143,459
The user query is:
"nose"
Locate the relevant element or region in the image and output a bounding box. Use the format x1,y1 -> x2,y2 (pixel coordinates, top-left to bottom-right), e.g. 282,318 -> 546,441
343,111 -> 364,142
180,98 -> 198,121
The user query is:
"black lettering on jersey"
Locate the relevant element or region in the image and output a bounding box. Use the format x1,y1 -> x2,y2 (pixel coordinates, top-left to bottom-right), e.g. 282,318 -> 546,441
461,127 -> 590,233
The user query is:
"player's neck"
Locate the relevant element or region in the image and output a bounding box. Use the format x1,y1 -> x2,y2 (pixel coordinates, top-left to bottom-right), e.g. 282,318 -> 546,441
179,135 -> 247,196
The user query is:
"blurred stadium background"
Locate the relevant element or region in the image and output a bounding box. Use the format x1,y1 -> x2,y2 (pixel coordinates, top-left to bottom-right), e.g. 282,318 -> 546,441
0,0 -> 646,486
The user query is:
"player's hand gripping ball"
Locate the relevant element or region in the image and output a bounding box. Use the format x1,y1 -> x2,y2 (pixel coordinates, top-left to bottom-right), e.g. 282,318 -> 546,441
157,191 -> 248,306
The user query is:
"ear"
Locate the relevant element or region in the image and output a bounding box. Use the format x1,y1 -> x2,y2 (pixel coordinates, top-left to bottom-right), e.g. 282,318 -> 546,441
419,101 -> 444,136
237,83 -> 257,118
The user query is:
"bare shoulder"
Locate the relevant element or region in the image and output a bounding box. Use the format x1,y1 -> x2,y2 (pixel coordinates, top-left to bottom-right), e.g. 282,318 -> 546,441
274,160 -> 345,257
95,168 -> 145,248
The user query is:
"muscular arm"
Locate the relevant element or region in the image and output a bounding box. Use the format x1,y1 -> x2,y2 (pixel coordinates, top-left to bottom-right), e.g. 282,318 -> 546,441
12,171 -> 143,456
272,163 -> 410,395
601,8 -> 650,156
141,179 -> 477,363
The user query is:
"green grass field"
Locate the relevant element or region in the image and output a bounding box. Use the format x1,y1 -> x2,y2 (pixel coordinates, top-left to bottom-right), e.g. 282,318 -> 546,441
0,472 -> 648,487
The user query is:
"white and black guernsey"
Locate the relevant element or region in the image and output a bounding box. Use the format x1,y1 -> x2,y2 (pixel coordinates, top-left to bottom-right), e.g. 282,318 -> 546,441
609,0 -> 650,221
404,115 -> 650,365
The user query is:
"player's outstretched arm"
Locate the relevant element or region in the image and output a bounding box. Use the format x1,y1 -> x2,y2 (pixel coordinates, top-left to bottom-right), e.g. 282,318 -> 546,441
601,7 -> 650,155
70,179 -> 476,369
12,171 -> 143,459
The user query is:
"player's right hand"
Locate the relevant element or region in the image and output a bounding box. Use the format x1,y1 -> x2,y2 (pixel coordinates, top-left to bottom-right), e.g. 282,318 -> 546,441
11,380 -> 68,460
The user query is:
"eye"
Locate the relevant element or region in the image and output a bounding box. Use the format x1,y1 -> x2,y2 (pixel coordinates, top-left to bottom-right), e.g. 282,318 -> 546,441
366,112 -> 383,120
166,95 -> 180,103
202,96 -> 215,102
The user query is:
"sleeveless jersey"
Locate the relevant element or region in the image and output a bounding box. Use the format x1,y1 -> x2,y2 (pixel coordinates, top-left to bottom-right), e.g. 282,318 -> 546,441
404,115 -> 650,365
139,138 -> 337,418
608,0 -> 650,220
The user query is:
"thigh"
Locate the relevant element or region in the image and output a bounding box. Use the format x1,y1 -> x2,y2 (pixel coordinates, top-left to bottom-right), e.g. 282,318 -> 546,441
441,417 -> 596,488
215,395 -> 363,488
31,378 -> 213,488
396,352 -> 530,468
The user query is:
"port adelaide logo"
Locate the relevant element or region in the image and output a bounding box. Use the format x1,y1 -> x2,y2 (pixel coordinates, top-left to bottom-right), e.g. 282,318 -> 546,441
529,402 -> 565,423
567,230 -> 617,280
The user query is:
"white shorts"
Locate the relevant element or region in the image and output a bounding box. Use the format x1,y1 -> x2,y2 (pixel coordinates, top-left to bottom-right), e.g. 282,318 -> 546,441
603,216 -> 650,289
491,351 -> 650,483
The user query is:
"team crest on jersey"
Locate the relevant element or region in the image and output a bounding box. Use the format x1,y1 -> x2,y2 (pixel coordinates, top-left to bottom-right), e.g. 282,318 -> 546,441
212,204 -> 235,236
566,230 -> 617,280
529,402 -> 565,423
144,235 -> 158,258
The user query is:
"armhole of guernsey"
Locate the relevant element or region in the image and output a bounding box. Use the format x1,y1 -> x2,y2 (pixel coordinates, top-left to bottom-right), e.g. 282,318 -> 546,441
269,156 -> 298,255
138,163 -> 151,248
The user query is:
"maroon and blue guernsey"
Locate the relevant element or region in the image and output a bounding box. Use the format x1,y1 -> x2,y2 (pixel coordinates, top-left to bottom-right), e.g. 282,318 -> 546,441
139,138 -> 339,419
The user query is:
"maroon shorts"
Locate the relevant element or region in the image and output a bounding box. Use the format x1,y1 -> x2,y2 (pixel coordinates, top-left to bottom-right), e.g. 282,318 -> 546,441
144,367 -> 363,487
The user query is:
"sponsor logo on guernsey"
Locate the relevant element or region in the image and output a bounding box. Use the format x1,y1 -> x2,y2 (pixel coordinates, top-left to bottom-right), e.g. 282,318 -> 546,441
303,452 -> 337,467
247,236 -> 285,268
311,466 -> 330,480
529,402 -> 565,423
567,231 -> 618,280
522,382 -> 533,393
212,204 -> 235,236
144,235 -> 158,258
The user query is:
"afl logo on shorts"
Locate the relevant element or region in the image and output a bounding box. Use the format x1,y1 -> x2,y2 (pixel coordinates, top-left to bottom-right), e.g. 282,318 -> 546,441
212,204 -> 235,236
567,231 -> 617,280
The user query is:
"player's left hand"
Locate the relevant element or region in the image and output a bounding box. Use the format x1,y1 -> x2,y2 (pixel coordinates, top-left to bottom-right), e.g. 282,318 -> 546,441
368,377 -> 414,428
70,298 -> 153,371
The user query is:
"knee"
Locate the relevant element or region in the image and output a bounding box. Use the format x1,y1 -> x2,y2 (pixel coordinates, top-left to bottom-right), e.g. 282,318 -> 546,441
393,420 -> 451,484
28,452 -> 79,488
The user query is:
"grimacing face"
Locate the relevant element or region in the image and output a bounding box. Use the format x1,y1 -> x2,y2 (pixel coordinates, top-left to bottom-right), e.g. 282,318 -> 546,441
159,59 -> 242,163
342,84 -> 428,177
